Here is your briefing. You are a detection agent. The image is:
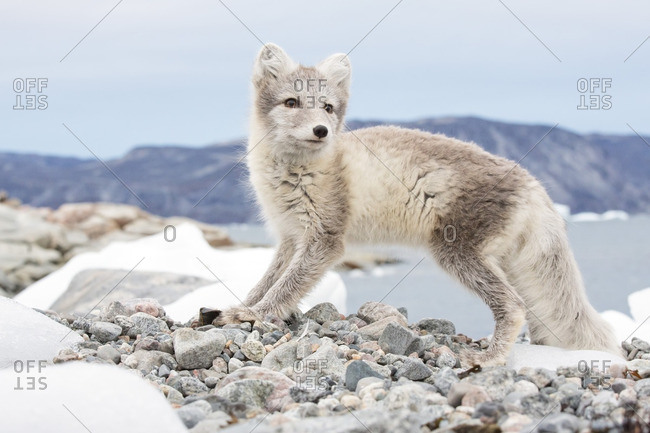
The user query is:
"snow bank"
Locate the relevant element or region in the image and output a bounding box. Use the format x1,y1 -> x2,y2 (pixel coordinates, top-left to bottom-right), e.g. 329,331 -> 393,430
0,297 -> 83,370
601,287 -> 650,343
0,363 -> 187,433
14,223 -> 347,322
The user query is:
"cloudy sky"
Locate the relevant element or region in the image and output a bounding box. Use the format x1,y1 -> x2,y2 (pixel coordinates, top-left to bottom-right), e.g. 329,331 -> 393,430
1,0 -> 648,157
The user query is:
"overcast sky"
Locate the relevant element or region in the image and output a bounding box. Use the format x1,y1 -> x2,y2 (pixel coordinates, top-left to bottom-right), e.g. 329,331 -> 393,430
1,0 -> 648,158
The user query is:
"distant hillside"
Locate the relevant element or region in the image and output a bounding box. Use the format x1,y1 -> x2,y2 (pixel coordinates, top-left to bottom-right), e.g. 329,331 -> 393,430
1,117 -> 648,223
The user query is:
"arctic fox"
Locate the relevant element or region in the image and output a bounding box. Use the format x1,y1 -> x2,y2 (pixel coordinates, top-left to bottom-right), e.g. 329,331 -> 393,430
216,43 -> 621,366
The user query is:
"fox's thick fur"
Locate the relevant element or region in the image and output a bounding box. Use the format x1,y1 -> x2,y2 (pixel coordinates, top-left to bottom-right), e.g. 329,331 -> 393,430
216,43 -> 621,366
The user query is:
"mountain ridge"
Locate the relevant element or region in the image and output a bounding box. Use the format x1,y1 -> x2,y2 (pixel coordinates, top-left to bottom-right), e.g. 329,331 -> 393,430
1,116 -> 648,223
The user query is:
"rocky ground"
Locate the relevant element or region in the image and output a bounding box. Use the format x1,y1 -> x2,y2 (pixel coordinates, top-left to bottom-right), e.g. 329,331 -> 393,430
0,199 -> 232,297
40,298 -> 650,433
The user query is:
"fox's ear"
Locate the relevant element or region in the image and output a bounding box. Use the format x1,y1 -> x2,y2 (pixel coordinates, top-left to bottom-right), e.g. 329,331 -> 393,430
252,43 -> 296,87
317,53 -> 351,90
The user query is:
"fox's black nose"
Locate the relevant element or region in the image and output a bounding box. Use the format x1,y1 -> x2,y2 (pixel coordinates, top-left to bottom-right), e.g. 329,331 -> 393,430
313,125 -> 328,139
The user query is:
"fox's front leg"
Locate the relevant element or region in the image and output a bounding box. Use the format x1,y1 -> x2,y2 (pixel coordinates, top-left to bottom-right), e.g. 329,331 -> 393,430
244,238 -> 296,306
217,232 -> 344,324
213,238 -> 295,325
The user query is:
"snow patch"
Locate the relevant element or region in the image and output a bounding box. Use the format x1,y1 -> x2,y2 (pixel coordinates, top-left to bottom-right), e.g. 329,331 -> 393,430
0,363 -> 187,432
14,223 -> 347,322
601,287 -> 650,343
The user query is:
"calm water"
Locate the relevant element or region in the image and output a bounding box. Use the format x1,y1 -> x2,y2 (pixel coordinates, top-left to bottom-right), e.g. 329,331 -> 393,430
225,216 -> 650,339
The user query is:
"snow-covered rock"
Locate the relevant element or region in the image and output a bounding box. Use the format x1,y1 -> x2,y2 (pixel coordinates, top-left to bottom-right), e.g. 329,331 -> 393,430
14,223 -> 347,322
0,363 -> 187,432
602,287 -> 650,343
0,297 -> 82,370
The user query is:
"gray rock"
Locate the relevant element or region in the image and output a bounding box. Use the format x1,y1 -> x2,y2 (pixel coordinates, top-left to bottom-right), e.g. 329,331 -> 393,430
345,360 -> 384,391
298,344 -> 345,382
176,400 -> 212,429
173,328 -> 225,370
592,390 -> 617,416
357,302 -> 407,325
228,357 -> 244,373
113,315 -> 134,333
134,334 -> 174,354
304,303 -> 341,324
382,383 -> 446,411
395,357 -> 432,381
357,317 -> 407,340
328,320 -> 351,332
123,350 -> 177,374
51,269 -> 211,314
465,367 -> 516,401
520,392 -> 561,419
416,318 -> 456,335
448,382 -> 481,407
436,351 -> 457,368
519,367 -> 557,389
289,386 -> 331,403
627,359 -> 650,379
128,312 -> 169,338
632,337 -> 650,352
634,378 -> 650,397
473,401 -> 507,424
261,340 -> 298,371
100,301 -> 128,321
159,384 -> 185,404
215,379 -> 275,410
169,376 -> 209,396
158,364 -> 172,378
378,322 -> 418,356
89,321 -> 122,343
187,411 -> 231,432
216,366 -> 296,411
433,367 -> 459,396
96,344 -> 121,364
536,412 -> 580,432
241,339 -> 265,362
509,379 -> 538,397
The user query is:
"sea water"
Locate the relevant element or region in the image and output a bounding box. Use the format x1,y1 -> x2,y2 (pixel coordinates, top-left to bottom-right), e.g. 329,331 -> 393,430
225,215 -> 650,339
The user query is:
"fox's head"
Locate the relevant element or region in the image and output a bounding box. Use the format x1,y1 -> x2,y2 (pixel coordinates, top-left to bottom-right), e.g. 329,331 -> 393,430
251,43 -> 351,160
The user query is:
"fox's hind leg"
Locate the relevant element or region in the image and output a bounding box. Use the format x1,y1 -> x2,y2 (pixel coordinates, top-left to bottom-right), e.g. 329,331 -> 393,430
430,243 -> 526,367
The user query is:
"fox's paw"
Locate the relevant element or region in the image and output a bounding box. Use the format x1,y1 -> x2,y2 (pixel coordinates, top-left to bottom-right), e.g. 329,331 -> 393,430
459,348 -> 506,369
213,306 -> 263,326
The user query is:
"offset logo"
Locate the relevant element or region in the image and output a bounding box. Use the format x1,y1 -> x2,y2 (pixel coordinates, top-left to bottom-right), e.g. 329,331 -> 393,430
578,359 -> 612,390
13,78 -> 48,110
577,78 -> 612,110
13,360 -> 48,391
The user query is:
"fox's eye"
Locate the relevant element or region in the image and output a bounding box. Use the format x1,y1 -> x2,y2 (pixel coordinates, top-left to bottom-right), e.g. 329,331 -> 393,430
284,98 -> 297,108
324,104 -> 334,114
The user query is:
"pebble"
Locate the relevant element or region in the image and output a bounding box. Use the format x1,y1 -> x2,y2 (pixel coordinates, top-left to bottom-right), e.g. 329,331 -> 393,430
345,360 -> 385,391
394,357 -> 432,381
173,328 -> 226,370
357,301 -> 407,325
304,303 -> 341,325
378,322 -> 418,356
127,312 -> 169,338
96,344 -> 121,364
241,339 -> 266,362
176,400 -> 211,429
416,317 -> 456,335
33,295 -> 650,433
89,321 -> 122,343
